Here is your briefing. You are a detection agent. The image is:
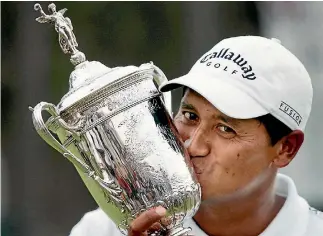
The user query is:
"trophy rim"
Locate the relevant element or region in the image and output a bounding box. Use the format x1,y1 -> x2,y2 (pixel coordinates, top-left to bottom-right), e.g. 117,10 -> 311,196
57,65 -> 155,115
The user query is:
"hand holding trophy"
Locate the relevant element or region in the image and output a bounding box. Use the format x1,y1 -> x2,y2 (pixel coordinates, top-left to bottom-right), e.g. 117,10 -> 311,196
30,3 -> 201,236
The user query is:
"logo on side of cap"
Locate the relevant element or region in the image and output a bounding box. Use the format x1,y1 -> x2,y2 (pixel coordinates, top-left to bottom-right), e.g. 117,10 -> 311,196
279,101 -> 302,126
199,48 -> 257,80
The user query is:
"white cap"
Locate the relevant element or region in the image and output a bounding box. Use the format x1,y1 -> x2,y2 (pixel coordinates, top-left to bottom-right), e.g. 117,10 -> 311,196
160,36 -> 313,131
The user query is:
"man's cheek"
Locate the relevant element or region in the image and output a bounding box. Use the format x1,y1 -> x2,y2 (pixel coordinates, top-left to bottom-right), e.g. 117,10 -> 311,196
174,123 -> 191,141
173,118 -> 182,132
215,154 -> 245,178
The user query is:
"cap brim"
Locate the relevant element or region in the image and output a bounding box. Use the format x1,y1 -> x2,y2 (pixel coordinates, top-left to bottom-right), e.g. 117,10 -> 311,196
159,72 -> 268,119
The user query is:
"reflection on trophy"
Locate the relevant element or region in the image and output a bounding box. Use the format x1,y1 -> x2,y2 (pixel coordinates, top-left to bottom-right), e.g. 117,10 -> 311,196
30,3 -> 201,236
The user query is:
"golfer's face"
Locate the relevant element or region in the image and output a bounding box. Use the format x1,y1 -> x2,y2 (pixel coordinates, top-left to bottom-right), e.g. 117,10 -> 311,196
173,89 -> 277,202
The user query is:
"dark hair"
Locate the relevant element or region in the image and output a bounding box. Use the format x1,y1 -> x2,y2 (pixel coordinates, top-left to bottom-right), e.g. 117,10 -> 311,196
181,87 -> 292,145
256,114 -> 292,146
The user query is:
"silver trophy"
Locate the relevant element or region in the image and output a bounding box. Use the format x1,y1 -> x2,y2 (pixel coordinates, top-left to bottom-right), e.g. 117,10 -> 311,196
30,3 -> 201,236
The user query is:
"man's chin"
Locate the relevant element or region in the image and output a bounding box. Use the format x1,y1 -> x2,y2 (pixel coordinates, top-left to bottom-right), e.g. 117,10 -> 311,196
200,192 -> 240,205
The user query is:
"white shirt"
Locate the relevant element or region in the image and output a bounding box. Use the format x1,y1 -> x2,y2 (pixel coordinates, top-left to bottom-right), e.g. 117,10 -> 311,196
70,174 -> 323,236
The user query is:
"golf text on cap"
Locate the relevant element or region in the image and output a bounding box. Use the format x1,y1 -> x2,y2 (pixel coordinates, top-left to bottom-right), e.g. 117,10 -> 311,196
200,48 -> 256,80
280,101 -> 302,126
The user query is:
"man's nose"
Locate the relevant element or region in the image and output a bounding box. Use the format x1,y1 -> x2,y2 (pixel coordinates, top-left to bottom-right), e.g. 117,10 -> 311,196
185,127 -> 211,158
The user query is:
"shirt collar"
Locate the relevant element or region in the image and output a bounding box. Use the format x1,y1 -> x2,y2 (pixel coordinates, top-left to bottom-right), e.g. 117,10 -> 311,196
184,174 -> 309,236
260,173 -> 309,236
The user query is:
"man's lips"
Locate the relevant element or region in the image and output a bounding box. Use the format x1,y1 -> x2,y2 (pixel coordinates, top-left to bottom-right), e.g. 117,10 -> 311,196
191,159 -> 204,175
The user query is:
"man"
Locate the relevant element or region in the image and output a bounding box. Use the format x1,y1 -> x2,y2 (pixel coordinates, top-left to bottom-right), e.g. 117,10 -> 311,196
70,36 -> 323,236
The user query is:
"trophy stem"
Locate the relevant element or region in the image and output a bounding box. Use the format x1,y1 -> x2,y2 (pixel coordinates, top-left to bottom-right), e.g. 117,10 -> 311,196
166,225 -> 192,236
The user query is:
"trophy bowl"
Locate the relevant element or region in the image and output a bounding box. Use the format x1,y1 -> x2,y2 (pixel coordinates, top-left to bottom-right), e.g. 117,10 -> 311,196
30,3 -> 201,236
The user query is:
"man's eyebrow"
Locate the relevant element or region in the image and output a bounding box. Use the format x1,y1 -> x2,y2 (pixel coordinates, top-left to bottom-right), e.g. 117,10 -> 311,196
217,114 -> 239,126
180,101 -> 240,126
180,101 -> 197,111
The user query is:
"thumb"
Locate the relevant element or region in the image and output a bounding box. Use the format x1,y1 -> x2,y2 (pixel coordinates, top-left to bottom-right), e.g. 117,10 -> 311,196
129,206 -> 167,236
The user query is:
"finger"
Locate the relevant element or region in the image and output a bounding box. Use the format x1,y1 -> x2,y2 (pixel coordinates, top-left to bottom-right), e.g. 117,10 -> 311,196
149,222 -> 163,231
129,206 -> 166,236
147,222 -> 164,236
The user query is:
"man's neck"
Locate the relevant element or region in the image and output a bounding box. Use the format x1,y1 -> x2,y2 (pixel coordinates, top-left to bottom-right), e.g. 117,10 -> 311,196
193,175 -> 286,236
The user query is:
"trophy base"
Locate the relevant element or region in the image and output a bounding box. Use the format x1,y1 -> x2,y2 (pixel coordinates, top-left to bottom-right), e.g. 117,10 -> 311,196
149,225 -> 191,236
167,226 -> 192,236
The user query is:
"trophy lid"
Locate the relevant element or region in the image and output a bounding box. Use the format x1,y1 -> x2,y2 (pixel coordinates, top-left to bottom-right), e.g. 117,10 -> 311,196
57,63 -> 155,113
34,3 -> 166,115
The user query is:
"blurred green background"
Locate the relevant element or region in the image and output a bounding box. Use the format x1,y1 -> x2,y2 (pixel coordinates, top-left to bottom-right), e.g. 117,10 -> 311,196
2,2 -> 323,236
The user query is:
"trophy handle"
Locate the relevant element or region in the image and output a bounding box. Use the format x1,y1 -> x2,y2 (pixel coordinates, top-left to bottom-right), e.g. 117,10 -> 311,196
30,102 -> 94,175
30,102 -> 124,199
151,64 -> 173,116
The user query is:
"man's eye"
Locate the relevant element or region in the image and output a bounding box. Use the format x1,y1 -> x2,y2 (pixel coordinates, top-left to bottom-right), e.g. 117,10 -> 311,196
182,111 -> 198,121
217,124 -> 235,133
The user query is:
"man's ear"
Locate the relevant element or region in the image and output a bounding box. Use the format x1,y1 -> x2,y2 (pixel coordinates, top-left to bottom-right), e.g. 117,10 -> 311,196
272,130 -> 304,168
